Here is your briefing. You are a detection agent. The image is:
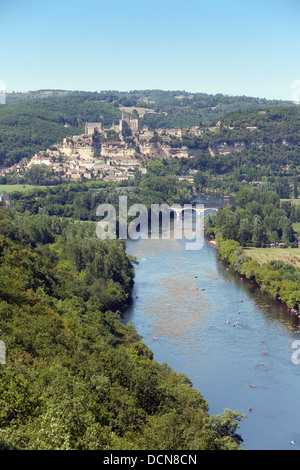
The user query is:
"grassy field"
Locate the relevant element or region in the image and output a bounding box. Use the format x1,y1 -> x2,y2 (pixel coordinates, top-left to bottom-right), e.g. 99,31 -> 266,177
244,247 -> 300,268
293,222 -> 300,234
0,184 -> 40,193
281,198 -> 300,205
119,105 -> 157,116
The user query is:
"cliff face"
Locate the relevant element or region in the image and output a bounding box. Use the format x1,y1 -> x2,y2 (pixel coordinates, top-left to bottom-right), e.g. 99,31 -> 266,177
100,142 -> 137,160
47,135 -> 97,161
36,132 -> 280,168
44,135 -> 191,164
208,141 -> 247,156
139,142 -> 189,159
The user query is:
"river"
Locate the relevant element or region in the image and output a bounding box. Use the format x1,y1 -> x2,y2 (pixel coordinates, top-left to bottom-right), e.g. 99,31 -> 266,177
122,193 -> 300,450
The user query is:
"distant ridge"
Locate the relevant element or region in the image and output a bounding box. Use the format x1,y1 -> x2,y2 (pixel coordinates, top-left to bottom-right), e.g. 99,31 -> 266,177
0,89 -> 296,168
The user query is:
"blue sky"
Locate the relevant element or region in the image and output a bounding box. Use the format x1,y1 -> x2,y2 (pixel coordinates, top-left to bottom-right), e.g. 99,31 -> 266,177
1,0 -> 300,100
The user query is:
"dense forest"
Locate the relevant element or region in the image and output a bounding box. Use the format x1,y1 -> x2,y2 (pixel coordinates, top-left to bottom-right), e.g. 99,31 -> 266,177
205,187 -> 299,247
10,176 -> 194,220
135,91 -> 293,130
0,207 -> 244,450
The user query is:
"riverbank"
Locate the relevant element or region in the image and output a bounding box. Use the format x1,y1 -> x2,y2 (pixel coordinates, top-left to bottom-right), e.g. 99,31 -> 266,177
214,234 -> 300,315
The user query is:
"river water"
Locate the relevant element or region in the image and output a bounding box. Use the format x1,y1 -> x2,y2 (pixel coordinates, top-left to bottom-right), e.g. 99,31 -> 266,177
122,194 -> 300,450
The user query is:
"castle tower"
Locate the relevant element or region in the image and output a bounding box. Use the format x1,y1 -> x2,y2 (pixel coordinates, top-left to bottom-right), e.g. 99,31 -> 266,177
130,118 -> 139,133
119,113 -> 131,135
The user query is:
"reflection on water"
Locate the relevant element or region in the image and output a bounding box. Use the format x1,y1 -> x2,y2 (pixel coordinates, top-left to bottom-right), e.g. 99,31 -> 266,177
122,194 -> 300,450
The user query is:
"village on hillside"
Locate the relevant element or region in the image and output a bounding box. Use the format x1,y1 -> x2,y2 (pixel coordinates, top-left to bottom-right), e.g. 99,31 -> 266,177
0,115 -> 205,183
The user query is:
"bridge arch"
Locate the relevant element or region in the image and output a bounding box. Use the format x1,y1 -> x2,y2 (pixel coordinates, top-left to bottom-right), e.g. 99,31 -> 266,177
170,206 -> 218,219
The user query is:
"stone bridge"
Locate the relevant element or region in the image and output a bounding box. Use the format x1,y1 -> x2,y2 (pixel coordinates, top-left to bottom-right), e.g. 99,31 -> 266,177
170,205 -> 218,219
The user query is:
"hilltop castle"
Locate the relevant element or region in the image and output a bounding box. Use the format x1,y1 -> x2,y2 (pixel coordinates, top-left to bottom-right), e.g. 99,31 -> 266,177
85,114 -> 138,137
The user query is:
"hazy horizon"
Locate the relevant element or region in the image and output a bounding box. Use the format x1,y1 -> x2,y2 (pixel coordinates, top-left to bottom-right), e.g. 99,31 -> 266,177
3,88 -> 296,103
